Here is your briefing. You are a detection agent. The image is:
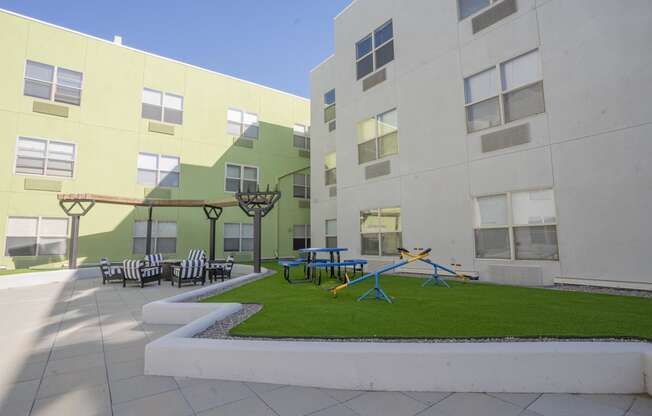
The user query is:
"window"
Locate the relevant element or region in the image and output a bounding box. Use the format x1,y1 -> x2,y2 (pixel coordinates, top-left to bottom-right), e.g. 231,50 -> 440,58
225,164 -> 258,193
464,50 -> 544,133
141,88 -> 184,125
4,217 -> 68,257
458,0 -> 501,20
324,152 -> 337,186
357,109 -> 398,164
360,208 -> 402,256
293,124 -> 310,150
224,223 -> 253,252
227,108 -> 259,139
137,153 -> 180,188
324,89 -> 336,126
293,225 -> 311,251
474,189 -> 558,260
356,20 -> 394,80
293,173 -> 310,199
24,60 -> 83,106
325,219 -> 337,248
14,137 -> 76,178
133,221 -> 177,254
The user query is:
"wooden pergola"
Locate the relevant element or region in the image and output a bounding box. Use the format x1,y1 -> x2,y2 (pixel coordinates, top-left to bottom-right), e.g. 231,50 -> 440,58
57,193 -> 238,269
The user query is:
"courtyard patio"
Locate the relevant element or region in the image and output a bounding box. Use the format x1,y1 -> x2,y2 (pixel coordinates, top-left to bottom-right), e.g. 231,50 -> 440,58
0,274 -> 649,416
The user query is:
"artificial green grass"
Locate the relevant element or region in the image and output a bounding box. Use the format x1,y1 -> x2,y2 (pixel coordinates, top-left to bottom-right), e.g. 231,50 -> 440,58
0,269 -> 34,277
202,262 -> 652,340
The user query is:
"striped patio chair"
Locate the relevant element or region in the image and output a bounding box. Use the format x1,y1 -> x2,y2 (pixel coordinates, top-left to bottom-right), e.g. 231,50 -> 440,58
171,259 -> 205,288
144,253 -> 164,275
187,249 -> 206,262
122,259 -> 162,288
216,256 -> 236,281
99,258 -> 124,284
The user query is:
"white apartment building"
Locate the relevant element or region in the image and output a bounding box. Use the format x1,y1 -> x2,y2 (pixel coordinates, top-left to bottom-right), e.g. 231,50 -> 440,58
310,0 -> 652,289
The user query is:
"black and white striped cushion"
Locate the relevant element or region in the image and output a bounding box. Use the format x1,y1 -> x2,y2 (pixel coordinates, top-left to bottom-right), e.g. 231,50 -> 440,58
145,253 -> 163,266
174,259 -> 204,280
187,249 -> 206,262
123,260 -> 142,281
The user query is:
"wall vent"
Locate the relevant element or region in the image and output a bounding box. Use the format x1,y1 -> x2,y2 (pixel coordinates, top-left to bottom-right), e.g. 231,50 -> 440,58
148,122 -> 175,135
481,123 -> 530,153
329,186 -> 337,197
362,68 -> 387,92
234,138 -> 254,149
365,160 -> 391,180
33,101 -> 68,118
298,150 -> 310,159
472,0 -> 517,33
487,264 -> 543,286
24,178 -> 62,192
298,200 -> 310,209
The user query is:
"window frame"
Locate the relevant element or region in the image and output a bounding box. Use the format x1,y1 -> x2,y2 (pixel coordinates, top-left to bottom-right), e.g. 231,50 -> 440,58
132,220 -> 177,255
23,60 -> 84,106
357,108 -> 399,165
223,222 -> 254,252
141,88 -> 184,125
4,216 -> 69,257
463,49 -> 544,133
458,0 -> 503,21
473,189 -> 559,261
136,152 -> 181,188
14,136 -> 77,180
355,19 -> 395,80
226,108 -> 259,139
293,173 -> 311,199
360,207 -> 402,257
224,163 -> 259,194
293,124 -> 310,150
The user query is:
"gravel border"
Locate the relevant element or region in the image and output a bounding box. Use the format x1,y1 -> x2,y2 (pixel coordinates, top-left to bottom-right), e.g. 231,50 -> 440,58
552,283 -> 652,298
194,303 -> 649,344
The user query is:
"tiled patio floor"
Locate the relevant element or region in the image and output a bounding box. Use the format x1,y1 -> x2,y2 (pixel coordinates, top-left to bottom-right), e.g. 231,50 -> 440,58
0,276 -> 649,416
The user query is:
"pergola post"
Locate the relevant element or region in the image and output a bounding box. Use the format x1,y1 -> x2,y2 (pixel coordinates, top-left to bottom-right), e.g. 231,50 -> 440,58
202,206 -> 223,262
235,185 -> 281,273
145,206 -> 153,255
58,199 -> 95,269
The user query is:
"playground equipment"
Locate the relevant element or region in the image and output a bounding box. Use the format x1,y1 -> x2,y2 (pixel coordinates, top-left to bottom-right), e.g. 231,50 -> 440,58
329,248 -> 476,303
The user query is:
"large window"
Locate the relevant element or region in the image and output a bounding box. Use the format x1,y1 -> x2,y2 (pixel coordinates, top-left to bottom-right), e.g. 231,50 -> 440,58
137,153 -> 180,188
356,20 -> 394,80
14,137 -> 75,178
324,152 -> 337,186
357,109 -> 398,164
4,217 -> 68,257
225,164 -> 258,193
133,221 -> 177,254
293,225 -> 311,251
24,60 -> 83,106
464,50 -> 544,133
360,208 -> 402,256
227,108 -> 259,139
458,0 -> 501,20
474,189 -> 558,260
141,88 -> 184,125
224,223 -> 253,252
293,173 -> 310,199
325,219 -> 337,248
293,124 -> 310,150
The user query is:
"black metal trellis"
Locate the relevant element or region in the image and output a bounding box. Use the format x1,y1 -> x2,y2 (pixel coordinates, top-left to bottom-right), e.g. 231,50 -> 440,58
202,205 -> 223,262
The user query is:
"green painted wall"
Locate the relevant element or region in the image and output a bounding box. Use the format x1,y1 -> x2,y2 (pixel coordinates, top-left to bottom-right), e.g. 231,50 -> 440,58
0,10 -> 310,269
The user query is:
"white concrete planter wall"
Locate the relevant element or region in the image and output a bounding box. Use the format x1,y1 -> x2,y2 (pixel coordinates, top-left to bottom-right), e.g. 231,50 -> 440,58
143,267 -> 652,393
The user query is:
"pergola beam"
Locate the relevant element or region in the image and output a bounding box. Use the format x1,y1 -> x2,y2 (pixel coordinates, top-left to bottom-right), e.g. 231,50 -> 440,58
57,193 -> 238,208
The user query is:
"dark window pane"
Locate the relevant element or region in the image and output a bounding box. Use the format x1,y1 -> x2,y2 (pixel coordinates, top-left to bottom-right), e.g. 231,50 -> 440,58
142,103 -> 162,121
16,157 -> 45,175
157,238 -> 176,254
163,108 -> 183,125
46,160 -> 74,177
375,41 -> 395,69
326,237 -> 338,249
503,81 -> 545,123
324,89 -> 336,106
324,104 -> 336,123
5,237 -> 37,256
459,0 -> 491,20
54,86 -> 81,106
293,135 -> 307,149
381,232 -> 402,256
474,228 -> 510,259
374,21 -> 393,47
243,180 -> 258,193
358,140 -> 377,164
159,172 -> 180,188
224,238 -> 240,252
361,233 -> 380,256
293,186 -> 307,199
225,178 -> 240,192
466,97 -> 501,133
514,225 -> 559,260
293,238 -> 308,251
24,79 -> 52,100
38,237 -> 67,255
378,132 -> 399,158
356,35 -> 373,59
356,54 -> 374,80
243,125 -> 259,139
241,238 -> 254,251
133,238 -> 147,254
325,169 -> 337,186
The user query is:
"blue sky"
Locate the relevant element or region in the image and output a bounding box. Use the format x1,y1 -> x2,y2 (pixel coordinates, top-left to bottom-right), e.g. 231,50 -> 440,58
0,0 -> 352,97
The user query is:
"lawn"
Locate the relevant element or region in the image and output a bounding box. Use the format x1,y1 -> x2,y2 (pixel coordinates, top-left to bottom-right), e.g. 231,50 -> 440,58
203,262 -> 652,340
